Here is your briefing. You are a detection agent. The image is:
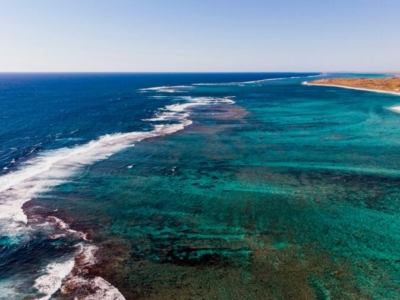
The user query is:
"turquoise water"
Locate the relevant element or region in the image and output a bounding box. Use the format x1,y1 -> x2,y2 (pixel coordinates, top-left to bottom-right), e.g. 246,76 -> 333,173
2,73 -> 400,299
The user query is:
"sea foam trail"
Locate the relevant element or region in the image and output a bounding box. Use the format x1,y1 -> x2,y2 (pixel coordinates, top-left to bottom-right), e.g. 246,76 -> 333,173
139,85 -> 194,93
0,126 -> 183,238
34,244 -> 125,300
0,132 -> 160,299
192,74 -> 325,86
34,258 -> 76,300
143,96 -> 235,122
0,95 -> 234,299
0,96 -> 234,237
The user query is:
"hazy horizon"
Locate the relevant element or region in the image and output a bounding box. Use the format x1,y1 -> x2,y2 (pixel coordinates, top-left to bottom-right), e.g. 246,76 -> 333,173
0,71 -> 397,74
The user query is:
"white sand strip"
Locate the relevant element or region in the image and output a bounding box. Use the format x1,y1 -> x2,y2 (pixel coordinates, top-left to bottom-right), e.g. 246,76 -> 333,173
303,81 -> 400,114
302,81 -> 400,96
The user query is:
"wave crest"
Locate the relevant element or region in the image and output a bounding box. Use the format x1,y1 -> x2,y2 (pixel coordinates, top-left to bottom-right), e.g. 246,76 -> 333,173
0,93 -> 234,299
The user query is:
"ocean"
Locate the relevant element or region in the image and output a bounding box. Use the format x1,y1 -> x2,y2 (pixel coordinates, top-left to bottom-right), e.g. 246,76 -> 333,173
1,72 -> 400,299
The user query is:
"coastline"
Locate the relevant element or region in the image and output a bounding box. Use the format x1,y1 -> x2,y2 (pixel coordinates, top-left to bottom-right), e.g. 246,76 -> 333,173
303,81 -> 400,114
302,81 -> 400,97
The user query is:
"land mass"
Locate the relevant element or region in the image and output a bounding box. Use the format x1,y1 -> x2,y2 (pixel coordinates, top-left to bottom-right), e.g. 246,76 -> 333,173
306,77 -> 400,95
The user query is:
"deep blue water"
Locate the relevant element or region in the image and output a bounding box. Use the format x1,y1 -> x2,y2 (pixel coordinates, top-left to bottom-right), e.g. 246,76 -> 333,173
2,72 -> 400,299
0,73 -> 315,171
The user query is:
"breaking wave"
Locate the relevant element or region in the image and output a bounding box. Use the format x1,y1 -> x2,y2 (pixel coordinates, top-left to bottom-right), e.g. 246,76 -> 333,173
0,92 -> 235,299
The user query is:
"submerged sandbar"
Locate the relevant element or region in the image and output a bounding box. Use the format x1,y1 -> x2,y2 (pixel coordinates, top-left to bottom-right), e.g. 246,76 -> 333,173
306,77 -> 400,96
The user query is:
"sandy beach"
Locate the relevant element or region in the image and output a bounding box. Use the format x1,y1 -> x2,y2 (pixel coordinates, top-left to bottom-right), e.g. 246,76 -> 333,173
303,81 -> 400,96
304,78 -> 400,114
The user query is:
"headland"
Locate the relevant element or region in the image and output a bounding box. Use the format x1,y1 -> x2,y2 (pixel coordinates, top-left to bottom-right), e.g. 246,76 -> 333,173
304,77 -> 400,96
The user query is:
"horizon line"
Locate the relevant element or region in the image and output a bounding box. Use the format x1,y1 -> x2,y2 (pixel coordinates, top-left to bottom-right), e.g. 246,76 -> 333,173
0,71 -> 397,74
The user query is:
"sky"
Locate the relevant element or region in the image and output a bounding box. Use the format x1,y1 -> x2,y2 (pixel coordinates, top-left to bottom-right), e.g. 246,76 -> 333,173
0,0 -> 399,72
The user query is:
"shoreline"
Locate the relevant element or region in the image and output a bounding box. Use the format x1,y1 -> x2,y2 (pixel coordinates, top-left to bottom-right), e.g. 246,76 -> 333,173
302,81 -> 400,97
303,81 -> 400,114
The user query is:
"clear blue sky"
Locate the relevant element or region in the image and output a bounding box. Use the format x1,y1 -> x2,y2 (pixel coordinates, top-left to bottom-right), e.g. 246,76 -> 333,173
1,0 -> 399,72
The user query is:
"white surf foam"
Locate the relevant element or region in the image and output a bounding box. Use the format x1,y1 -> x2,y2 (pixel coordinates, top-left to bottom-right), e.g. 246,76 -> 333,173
61,276 -> 125,300
42,216 -> 88,241
83,277 -> 126,300
0,124 -> 189,239
143,96 -> 235,122
33,242 -> 125,300
34,258 -> 76,300
53,244 -> 126,299
0,94 -> 235,299
76,244 -> 99,266
0,279 -> 19,299
193,74 -> 324,86
139,85 -> 194,93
